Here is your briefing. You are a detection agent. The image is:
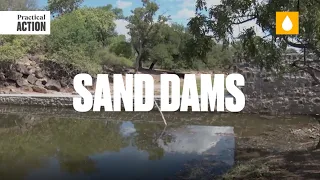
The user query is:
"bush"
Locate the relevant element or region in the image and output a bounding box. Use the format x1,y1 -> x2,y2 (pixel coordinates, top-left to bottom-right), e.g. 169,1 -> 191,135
95,49 -> 133,68
0,35 -> 45,61
43,7 -> 126,73
48,44 -> 102,74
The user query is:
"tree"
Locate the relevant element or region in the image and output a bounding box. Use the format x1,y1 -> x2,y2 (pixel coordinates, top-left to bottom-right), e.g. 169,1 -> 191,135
189,0 -> 320,84
147,23 -> 189,70
0,0 -> 41,61
0,0 -> 37,10
99,4 -> 125,19
48,0 -> 83,15
109,35 -> 133,59
126,0 -> 169,72
47,7 -> 116,51
45,7 -> 118,71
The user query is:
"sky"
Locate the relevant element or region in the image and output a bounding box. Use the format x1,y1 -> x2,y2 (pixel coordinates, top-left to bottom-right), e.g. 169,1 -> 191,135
37,0 -> 264,39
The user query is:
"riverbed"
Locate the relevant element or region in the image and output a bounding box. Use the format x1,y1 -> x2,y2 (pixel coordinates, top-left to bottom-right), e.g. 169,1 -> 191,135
0,105 -> 319,179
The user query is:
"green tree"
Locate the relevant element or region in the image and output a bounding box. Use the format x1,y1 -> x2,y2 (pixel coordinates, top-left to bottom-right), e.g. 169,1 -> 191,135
190,0 -> 320,84
99,4 -> 125,19
148,23 -> 186,70
45,7 -> 118,72
126,0 -> 169,72
0,0 -> 37,10
47,7 -> 116,51
109,35 -> 133,59
48,0 -> 83,15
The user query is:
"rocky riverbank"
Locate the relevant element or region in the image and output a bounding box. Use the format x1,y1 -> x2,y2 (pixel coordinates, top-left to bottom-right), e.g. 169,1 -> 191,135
0,54 -> 320,115
0,55 -> 81,94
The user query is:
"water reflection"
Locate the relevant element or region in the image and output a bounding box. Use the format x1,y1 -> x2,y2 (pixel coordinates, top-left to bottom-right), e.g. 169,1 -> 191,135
0,114 -> 235,180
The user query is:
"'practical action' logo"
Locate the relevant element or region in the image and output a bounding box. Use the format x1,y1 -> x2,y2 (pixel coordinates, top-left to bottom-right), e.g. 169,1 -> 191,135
276,11 -> 299,35
0,11 -> 50,35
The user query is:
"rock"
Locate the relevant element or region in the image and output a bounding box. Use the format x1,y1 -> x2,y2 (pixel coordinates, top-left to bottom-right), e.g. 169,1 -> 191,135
27,66 -> 36,74
30,61 -> 37,66
29,55 -> 40,63
45,79 -> 61,91
19,56 -> 32,66
32,86 -> 47,93
16,64 -> 30,75
16,78 -> 29,87
6,71 -> 23,81
0,73 -> 5,81
35,79 -> 47,87
22,86 -> 33,92
35,70 -> 44,78
27,74 -> 38,84
65,88 -> 74,93
60,78 -> 68,88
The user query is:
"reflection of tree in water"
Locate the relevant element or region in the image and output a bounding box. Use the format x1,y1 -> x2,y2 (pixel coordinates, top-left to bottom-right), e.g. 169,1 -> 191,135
0,117 -> 128,178
59,155 -> 96,174
174,158 -> 232,180
132,123 -> 176,160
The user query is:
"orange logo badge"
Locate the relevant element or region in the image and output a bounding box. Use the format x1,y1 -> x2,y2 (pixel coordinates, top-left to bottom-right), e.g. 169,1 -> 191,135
276,12 -> 299,35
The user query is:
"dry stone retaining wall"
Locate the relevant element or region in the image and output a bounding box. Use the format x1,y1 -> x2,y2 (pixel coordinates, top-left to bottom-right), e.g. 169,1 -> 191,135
233,53 -> 320,115
0,53 -> 319,115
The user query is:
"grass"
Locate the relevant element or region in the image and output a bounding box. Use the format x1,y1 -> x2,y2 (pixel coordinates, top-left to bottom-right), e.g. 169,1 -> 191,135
221,159 -> 272,180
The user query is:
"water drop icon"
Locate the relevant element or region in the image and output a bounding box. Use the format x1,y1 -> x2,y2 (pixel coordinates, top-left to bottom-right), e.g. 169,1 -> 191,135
282,16 -> 293,31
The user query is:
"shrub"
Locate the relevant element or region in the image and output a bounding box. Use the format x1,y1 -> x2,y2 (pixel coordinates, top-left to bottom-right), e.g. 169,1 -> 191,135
0,35 -> 46,61
95,49 -> 133,68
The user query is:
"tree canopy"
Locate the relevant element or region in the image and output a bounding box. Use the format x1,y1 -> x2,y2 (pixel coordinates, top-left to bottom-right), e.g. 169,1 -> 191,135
0,0 -> 37,10
0,0 -> 239,73
48,0 -> 83,15
189,0 -> 320,83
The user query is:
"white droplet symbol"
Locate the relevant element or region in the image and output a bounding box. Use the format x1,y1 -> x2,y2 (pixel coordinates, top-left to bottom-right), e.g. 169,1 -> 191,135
282,16 -> 293,31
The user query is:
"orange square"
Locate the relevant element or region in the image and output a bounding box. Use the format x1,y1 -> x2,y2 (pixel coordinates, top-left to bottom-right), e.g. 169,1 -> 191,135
276,12 -> 299,35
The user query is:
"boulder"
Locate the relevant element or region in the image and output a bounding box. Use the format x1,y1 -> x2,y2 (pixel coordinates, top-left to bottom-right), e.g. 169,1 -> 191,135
9,88 -> 15,93
22,86 -> 33,92
27,74 -> 38,84
16,78 -> 29,87
28,55 -> 40,63
27,66 -> 36,74
35,70 -> 44,78
32,86 -> 47,93
6,71 -> 23,81
3,82 -> 9,87
16,64 -> 30,75
60,78 -> 69,88
19,56 -> 32,66
45,79 -> 61,92
0,72 -> 5,81
35,79 -> 47,87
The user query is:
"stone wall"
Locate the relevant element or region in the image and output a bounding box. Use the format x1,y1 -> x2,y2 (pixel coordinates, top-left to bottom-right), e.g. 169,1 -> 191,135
0,56 -> 85,94
232,53 -> 320,115
0,54 -> 319,115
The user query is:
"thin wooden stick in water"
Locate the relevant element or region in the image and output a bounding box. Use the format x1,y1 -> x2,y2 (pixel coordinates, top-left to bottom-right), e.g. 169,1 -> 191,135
154,100 -> 167,126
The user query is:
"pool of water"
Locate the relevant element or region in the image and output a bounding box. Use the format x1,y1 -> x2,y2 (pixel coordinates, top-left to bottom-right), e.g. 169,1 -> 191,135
0,105 -> 317,180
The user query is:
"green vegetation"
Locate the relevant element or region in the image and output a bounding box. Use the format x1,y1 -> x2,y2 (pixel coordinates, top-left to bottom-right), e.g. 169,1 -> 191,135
0,0 -> 236,74
191,0 -> 320,84
1,0 -> 319,81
